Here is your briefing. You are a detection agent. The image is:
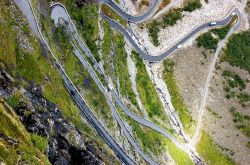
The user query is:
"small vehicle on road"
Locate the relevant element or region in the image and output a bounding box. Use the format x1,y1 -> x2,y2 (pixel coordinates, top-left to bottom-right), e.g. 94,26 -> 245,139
177,44 -> 182,49
108,84 -> 113,91
208,22 -> 217,26
70,90 -> 76,95
231,12 -> 236,16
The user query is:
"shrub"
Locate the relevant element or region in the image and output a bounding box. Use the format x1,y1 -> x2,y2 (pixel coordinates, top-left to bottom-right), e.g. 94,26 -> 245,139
162,9 -> 182,27
196,32 -> 219,50
31,134 -> 48,153
224,72 -> 246,90
183,0 -> 202,12
223,30 -> 250,73
237,92 -> 250,105
148,20 -> 160,46
211,25 -> 230,39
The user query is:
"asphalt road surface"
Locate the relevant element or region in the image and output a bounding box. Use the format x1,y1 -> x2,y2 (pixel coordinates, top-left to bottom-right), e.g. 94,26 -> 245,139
50,1 -> 194,155
102,8 -> 240,62
14,1 -> 136,164
105,0 -> 161,23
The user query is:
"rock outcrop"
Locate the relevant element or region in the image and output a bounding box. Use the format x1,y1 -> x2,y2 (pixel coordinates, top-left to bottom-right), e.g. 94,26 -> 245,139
0,62 -> 106,165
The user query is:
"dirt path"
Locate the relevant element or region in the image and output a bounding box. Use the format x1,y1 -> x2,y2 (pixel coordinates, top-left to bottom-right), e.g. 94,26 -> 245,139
188,18 -> 241,147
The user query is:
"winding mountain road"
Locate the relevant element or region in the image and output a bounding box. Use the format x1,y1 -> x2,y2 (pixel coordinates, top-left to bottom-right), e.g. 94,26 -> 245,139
50,3 -> 200,162
14,0 -> 136,164
101,8 -> 241,62
51,4 -> 159,164
14,0 -> 242,164
104,0 -> 161,23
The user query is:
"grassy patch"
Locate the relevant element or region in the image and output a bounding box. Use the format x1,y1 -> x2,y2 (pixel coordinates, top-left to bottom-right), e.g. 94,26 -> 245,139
0,100 -> 50,164
132,50 -> 166,119
165,138 -> 194,165
101,20 -> 114,77
31,134 -> 48,152
114,34 -> 139,110
197,23 -> 233,50
196,131 -> 235,165
0,0 -> 16,67
117,106 -> 193,164
162,59 -> 195,136
52,25 -> 115,129
237,92 -> 250,106
66,1 -> 100,62
6,92 -> 22,109
222,30 -> 250,73
101,4 -> 127,27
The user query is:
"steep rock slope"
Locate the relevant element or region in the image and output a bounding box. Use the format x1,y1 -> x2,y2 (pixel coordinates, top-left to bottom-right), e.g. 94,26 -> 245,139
0,0 -> 119,164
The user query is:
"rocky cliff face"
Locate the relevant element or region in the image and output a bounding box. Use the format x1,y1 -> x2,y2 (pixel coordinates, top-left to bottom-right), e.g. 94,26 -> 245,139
0,0 -> 120,163
0,63 -> 107,164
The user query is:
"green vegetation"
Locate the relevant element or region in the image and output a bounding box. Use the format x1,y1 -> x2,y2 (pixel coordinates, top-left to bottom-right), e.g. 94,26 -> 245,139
0,0 -> 89,135
222,70 -> 249,106
31,134 -> 48,152
52,25 -> 115,128
162,9 -> 182,27
211,25 -> 230,40
183,0 -> 202,12
66,1 -> 100,62
196,32 -> 219,50
132,50 -> 166,119
128,117 -> 166,155
0,100 -> 50,164
101,20 -> 114,77
117,107 -> 193,164
162,59 -> 195,136
149,20 -> 160,46
222,70 -> 246,90
149,1 -> 203,46
148,8 -> 182,46
0,1 -> 16,67
101,4 -> 127,27
207,107 -> 222,119
196,23 -> 233,50
196,131 -> 235,165
165,139 -> 194,165
223,30 -> 250,73
6,92 -> 22,109
237,93 -> 250,106
114,34 -> 139,110
229,107 -> 250,137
